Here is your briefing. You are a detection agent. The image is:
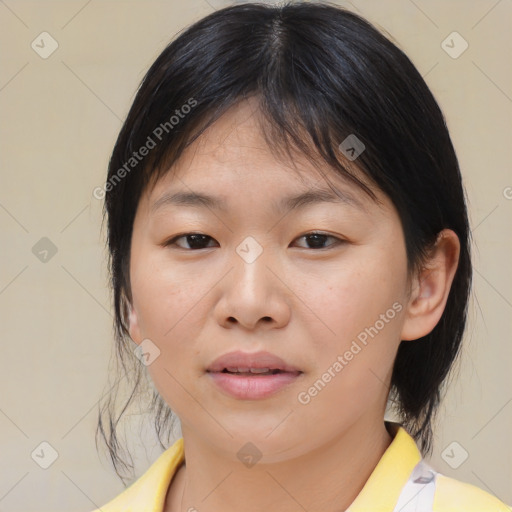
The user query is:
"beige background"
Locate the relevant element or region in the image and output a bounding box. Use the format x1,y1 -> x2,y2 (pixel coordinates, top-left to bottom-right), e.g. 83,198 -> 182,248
0,0 -> 511,510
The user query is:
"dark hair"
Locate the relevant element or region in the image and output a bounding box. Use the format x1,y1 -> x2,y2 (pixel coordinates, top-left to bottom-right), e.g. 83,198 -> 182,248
96,1 -> 472,483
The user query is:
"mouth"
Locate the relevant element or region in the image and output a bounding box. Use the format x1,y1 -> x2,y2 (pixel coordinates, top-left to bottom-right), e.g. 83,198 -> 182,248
206,350 -> 302,374
217,367 -> 293,375
206,351 -> 303,400
206,351 -> 304,400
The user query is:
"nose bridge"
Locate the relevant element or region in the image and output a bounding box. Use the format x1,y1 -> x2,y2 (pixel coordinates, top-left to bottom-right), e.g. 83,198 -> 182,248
235,234 -> 267,267
232,234 -> 272,293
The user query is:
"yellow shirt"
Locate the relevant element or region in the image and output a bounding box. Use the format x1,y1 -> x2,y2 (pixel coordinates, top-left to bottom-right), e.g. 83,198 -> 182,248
91,424 -> 511,512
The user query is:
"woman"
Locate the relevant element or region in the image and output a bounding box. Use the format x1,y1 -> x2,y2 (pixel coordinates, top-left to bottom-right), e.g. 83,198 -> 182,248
92,2 -> 511,511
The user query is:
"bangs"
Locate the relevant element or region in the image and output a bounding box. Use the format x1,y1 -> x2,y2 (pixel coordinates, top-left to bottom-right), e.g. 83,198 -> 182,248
140,92 -> 379,206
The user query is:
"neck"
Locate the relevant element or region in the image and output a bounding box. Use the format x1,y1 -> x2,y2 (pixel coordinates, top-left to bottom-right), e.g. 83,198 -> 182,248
165,418 -> 393,512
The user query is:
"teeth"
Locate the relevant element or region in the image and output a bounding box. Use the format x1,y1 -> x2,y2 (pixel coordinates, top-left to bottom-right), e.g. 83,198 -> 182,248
224,367 -> 276,374
248,367 -> 271,374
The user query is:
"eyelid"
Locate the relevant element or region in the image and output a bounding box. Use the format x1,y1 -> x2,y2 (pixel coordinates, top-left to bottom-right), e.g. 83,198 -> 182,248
163,231 -> 347,250
162,232 -> 216,249
293,231 -> 346,249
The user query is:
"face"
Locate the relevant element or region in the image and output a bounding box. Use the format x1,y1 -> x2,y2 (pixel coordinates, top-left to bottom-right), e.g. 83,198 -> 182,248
128,98 -> 413,462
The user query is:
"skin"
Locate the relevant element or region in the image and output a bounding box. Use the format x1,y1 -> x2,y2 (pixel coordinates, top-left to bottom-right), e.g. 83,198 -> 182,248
127,98 -> 460,512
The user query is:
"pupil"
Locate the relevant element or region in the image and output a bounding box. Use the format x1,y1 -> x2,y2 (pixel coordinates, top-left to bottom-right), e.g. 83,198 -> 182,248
307,234 -> 327,248
188,234 -> 208,249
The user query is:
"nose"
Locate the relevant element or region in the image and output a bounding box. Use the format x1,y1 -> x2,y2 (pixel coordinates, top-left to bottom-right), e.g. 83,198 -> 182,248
213,238 -> 291,331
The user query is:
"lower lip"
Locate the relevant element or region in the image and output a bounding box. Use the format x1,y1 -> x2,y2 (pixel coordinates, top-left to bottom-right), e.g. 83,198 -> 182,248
207,371 -> 302,400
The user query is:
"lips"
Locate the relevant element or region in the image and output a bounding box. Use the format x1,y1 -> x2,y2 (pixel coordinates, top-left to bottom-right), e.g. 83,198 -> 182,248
206,350 -> 303,400
206,350 -> 302,375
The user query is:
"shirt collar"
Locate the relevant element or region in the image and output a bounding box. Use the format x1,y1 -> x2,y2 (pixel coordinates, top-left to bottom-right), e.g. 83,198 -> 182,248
105,437 -> 185,512
347,421 -> 422,512
104,422 -> 420,512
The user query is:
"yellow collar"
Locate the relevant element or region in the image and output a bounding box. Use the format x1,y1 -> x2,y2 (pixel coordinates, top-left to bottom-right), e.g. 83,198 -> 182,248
96,422 -> 422,511
348,422 -> 422,511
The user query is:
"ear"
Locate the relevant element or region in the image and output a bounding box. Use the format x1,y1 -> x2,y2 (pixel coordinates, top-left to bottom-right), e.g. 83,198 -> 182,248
400,229 -> 461,341
127,301 -> 143,344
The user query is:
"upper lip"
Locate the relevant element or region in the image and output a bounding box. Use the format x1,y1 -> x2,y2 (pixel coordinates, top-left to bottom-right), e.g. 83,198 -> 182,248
207,350 -> 302,373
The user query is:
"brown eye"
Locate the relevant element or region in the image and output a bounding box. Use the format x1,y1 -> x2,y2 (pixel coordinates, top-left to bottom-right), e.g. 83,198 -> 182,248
293,232 -> 344,250
165,233 -> 217,250
163,231 -> 345,251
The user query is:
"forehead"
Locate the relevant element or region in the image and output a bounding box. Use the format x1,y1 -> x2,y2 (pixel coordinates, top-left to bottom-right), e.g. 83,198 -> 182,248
143,98 -> 386,215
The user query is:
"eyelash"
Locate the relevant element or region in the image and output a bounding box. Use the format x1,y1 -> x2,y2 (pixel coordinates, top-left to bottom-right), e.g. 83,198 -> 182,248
163,231 -> 345,251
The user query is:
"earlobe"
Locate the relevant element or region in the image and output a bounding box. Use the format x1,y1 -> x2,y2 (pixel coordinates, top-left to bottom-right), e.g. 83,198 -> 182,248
128,302 -> 142,344
400,229 -> 460,341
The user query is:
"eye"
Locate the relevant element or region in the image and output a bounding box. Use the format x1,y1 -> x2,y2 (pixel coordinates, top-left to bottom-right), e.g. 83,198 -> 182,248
164,233 -> 217,250
293,231 -> 344,250
163,231 -> 345,251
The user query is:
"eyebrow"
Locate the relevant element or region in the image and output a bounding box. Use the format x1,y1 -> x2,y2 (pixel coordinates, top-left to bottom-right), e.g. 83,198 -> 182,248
150,186 -> 365,216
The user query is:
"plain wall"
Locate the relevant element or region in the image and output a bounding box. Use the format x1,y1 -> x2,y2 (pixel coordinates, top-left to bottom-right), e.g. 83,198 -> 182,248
0,0 -> 510,510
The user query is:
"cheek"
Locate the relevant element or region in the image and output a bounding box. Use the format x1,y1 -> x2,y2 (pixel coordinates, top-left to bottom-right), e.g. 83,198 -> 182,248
302,253 -> 406,344
131,247 -> 207,337
130,253 -> 210,411
294,246 -> 407,410
294,267 -> 403,437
